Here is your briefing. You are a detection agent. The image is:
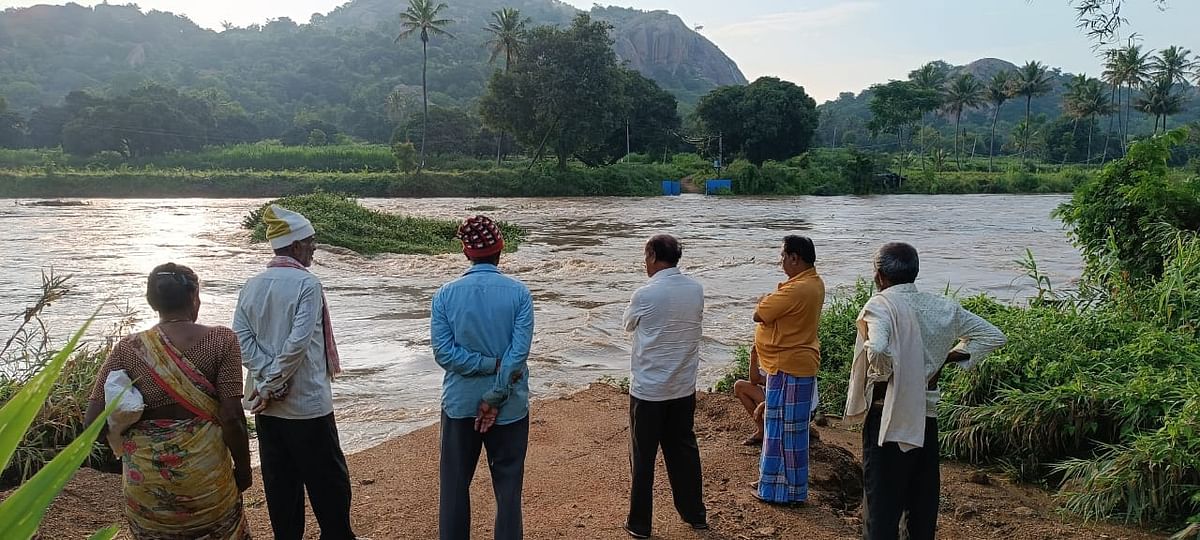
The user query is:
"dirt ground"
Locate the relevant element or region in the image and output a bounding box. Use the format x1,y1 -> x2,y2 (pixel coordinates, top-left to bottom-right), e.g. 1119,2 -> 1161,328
24,385 -> 1169,539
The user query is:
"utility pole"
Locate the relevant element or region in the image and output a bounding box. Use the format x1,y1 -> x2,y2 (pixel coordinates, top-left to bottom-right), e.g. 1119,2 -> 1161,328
717,131 -> 723,176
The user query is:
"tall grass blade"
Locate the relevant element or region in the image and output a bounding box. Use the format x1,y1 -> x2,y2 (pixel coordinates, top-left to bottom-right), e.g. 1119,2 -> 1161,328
0,391 -> 121,539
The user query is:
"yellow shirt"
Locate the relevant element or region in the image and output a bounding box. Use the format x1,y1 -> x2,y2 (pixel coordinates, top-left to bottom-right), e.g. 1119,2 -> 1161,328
753,267 -> 825,377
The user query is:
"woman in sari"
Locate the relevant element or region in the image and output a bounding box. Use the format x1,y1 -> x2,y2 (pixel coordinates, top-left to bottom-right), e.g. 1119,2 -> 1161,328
85,263 -> 253,539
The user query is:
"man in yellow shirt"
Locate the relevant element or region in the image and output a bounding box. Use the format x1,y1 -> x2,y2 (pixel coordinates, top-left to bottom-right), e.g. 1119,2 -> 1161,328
752,235 -> 825,504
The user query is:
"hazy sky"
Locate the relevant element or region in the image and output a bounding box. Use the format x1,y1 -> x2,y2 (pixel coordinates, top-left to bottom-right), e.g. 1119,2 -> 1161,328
1,0 -> 1197,101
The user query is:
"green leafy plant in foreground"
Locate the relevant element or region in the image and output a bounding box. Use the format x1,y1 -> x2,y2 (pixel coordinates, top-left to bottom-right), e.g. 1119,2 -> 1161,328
243,192 -> 526,255
0,313 -> 120,540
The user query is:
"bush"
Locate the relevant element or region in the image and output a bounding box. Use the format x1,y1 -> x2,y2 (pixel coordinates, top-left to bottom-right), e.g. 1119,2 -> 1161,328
242,193 -> 526,256
1056,128 -> 1200,283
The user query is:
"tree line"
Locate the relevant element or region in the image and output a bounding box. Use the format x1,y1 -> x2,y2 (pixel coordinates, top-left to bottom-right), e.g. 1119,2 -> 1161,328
856,44 -> 1198,170
0,1 -> 819,173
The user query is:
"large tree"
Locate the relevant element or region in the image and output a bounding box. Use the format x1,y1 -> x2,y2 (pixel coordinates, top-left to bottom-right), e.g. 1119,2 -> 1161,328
866,80 -> 940,152
985,70 -> 1013,171
61,85 -> 216,159
1011,61 -> 1056,161
396,0 -> 455,172
0,96 -> 27,149
695,76 -> 818,165
942,73 -> 985,168
575,69 -> 680,166
479,14 -> 624,170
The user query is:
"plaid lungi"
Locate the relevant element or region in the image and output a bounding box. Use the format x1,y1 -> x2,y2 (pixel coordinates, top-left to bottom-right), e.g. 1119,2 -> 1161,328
758,372 -> 815,503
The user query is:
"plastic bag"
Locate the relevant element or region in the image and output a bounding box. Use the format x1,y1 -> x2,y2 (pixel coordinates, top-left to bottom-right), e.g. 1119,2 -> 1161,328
104,369 -> 144,454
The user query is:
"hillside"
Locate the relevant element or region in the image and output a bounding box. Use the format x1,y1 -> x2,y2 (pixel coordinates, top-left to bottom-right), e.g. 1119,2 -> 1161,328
815,57 -> 1200,151
0,1 -> 745,140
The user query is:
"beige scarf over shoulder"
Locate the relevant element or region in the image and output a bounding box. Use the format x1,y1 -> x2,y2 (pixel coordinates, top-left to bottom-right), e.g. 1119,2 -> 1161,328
844,293 -> 927,452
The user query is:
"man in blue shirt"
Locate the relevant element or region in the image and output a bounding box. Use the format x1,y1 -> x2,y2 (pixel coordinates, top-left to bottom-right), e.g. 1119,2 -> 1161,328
431,215 -> 533,540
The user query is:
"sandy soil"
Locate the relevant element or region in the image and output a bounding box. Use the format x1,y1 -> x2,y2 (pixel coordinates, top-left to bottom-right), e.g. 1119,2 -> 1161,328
22,385 -> 1169,539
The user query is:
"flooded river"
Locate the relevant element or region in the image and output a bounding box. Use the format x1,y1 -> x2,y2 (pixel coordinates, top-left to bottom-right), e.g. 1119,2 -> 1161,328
0,195 -> 1081,450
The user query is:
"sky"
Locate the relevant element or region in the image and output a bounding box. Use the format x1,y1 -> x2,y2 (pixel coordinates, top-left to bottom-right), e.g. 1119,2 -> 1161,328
1,0 -> 1197,102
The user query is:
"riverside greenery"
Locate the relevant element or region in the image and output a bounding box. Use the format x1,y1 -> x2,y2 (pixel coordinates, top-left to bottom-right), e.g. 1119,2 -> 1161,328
716,129 -> 1200,528
243,193 -> 526,256
0,145 -> 1145,198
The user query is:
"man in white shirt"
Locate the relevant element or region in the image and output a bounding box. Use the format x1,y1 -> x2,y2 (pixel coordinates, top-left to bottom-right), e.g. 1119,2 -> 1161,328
621,234 -> 707,539
233,205 -> 357,540
846,242 -> 1007,540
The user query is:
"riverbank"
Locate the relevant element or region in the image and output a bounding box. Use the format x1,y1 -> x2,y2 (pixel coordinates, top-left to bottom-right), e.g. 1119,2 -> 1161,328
24,385 -> 1167,539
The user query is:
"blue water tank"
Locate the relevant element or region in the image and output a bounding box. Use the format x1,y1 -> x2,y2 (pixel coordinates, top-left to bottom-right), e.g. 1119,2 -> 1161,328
661,180 -> 681,196
705,179 -> 732,195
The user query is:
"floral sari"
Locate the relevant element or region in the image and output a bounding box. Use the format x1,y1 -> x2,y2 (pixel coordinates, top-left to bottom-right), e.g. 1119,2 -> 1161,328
120,328 -> 249,540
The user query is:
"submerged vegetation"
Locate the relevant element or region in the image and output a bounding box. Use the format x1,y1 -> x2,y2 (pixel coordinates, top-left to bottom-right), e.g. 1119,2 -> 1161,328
243,193 -> 526,256
717,129 -> 1200,527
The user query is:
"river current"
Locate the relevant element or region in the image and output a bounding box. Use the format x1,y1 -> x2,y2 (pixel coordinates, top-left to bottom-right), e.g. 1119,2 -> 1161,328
0,195 -> 1081,450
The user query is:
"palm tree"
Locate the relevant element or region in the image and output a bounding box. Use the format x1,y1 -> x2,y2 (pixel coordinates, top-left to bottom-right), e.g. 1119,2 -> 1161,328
1113,44 -> 1152,146
483,8 -> 528,165
1072,78 -> 1114,164
1136,76 -> 1187,134
1010,61 -> 1055,162
484,8 -> 528,70
1101,48 -> 1123,161
907,61 -> 948,151
397,0 -> 455,172
1062,73 -> 1090,161
985,71 -> 1012,171
942,73 -> 985,169
1151,45 -> 1196,86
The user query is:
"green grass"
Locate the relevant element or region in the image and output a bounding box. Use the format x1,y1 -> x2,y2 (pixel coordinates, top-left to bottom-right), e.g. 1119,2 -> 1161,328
0,163 -> 672,198
243,193 -> 526,256
149,143 -> 398,172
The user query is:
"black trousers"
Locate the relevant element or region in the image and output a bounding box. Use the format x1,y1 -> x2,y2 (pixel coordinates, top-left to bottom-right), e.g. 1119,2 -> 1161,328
627,394 -> 706,536
439,412 -> 529,540
256,412 -> 356,540
861,405 -> 940,540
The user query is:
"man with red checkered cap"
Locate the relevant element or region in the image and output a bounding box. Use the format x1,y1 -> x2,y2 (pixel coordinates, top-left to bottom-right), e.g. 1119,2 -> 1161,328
431,215 -> 534,540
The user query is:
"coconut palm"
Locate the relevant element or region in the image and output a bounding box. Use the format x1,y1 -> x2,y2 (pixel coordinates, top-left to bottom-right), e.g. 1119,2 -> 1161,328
1136,76 -> 1187,134
1101,48 -> 1123,161
1150,45 -> 1196,86
483,8 -> 528,165
942,73 -> 985,168
1069,78 -> 1114,163
907,61 -> 949,150
397,0 -> 455,172
1010,61 -> 1056,162
1111,44 -> 1152,146
985,70 -> 1012,171
484,8 -> 528,70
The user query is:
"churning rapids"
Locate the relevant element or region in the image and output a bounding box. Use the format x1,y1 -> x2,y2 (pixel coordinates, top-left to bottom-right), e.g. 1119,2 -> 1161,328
1,195 -> 1081,451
